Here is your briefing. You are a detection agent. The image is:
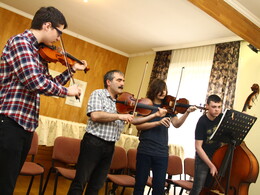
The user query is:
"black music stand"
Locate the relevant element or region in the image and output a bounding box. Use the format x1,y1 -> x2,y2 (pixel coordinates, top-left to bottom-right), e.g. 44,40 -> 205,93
210,109 -> 257,195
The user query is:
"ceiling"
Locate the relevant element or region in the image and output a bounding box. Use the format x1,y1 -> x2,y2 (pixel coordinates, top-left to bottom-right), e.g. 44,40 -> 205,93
1,0 -> 259,56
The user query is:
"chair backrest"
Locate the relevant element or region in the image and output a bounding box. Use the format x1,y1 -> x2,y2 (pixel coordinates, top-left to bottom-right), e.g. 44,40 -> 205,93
184,158 -> 195,179
167,155 -> 183,176
28,132 -> 39,156
52,136 -> 81,164
110,146 -> 127,170
127,148 -> 137,171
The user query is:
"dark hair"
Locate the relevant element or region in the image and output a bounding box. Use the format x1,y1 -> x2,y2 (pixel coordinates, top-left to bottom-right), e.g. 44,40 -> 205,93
103,70 -> 124,88
146,78 -> 167,101
207,94 -> 222,104
31,7 -> 67,30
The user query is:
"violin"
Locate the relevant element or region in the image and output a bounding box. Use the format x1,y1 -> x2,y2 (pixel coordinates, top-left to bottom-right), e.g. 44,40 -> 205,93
116,92 -> 156,116
163,95 -> 206,114
116,92 -> 206,115
38,44 -> 90,73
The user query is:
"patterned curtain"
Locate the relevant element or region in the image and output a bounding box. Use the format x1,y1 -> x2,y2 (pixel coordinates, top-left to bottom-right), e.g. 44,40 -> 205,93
148,50 -> 172,86
206,41 -> 240,110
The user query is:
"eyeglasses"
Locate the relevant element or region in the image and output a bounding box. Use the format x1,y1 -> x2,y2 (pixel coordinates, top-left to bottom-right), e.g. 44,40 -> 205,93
53,26 -> 63,37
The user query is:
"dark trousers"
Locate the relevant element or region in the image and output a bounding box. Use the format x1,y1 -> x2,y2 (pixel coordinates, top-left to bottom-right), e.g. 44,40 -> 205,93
134,153 -> 168,195
0,115 -> 33,195
68,132 -> 115,195
189,157 -> 210,195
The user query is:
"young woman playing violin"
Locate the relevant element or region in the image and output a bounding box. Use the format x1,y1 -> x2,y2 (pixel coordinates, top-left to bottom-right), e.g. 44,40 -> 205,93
133,78 -> 196,195
0,6 -> 87,194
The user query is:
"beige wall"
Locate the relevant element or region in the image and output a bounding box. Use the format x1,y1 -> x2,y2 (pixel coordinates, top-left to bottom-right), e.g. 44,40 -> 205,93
124,42 -> 260,194
234,41 -> 260,195
123,53 -> 155,135
124,53 -> 156,97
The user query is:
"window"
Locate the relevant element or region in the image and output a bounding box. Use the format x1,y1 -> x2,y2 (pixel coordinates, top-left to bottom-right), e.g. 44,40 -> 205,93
166,45 -> 215,158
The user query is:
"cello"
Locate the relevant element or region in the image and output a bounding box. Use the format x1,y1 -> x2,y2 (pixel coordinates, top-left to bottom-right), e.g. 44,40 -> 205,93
201,84 -> 259,195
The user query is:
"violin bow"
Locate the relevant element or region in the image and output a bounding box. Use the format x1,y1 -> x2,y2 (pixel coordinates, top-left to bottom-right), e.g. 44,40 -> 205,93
132,61 -> 149,115
127,61 -> 149,134
59,37 -> 80,101
172,67 -> 185,113
211,175 -> 225,194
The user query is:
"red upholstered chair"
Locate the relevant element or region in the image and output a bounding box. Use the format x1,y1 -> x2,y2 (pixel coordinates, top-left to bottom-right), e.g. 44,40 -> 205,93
165,155 -> 183,195
19,131 -> 44,195
126,148 -> 137,176
167,157 -> 195,195
105,146 -> 136,195
41,136 -> 81,195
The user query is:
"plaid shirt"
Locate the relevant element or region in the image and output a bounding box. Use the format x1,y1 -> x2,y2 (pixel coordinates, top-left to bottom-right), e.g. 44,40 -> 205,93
0,30 -> 72,132
86,89 -> 124,142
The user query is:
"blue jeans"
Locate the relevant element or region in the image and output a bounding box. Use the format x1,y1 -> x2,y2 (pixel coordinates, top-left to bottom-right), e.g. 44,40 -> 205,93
189,157 -> 209,195
67,133 -> 115,195
133,153 -> 168,195
0,115 -> 33,195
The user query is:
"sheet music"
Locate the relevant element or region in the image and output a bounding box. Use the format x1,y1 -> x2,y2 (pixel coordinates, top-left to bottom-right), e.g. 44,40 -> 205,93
210,109 -> 257,145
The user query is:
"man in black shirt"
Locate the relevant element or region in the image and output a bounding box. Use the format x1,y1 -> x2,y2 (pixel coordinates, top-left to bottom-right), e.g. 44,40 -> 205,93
190,94 -> 223,195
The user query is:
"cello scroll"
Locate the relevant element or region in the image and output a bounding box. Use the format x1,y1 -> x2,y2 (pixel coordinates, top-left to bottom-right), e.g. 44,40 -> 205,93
242,83 -> 259,112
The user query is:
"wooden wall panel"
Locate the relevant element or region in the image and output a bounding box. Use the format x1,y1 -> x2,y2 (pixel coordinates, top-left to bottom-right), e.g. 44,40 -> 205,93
0,8 -> 31,47
0,8 -> 128,124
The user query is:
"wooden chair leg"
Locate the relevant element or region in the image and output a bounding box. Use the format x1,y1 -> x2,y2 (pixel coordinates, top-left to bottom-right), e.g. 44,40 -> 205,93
120,187 -> 126,195
147,186 -> 152,195
105,180 -> 109,195
39,173 -> 44,195
165,184 -> 171,195
26,176 -> 34,195
53,173 -> 59,195
42,167 -> 53,194
179,188 -> 184,195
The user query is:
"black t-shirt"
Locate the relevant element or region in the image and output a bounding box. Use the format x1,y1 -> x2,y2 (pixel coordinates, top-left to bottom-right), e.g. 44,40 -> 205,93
195,113 -> 223,159
138,104 -> 175,157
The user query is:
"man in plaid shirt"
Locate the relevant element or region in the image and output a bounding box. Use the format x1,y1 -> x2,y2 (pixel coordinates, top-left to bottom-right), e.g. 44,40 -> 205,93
0,6 -> 87,194
68,70 -> 168,195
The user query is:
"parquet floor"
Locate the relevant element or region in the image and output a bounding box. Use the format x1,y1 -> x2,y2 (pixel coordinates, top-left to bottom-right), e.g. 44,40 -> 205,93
14,175 -> 188,195
14,174 -> 134,195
